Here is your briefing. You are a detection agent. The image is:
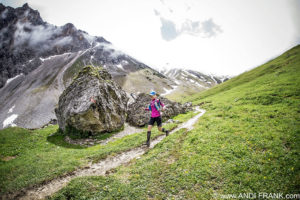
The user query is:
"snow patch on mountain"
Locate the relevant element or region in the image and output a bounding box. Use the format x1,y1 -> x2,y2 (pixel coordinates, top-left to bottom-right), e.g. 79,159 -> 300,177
209,74 -> 218,84
39,52 -> 76,63
3,114 -> 18,128
116,64 -> 123,69
4,73 -> 24,87
195,82 -> 209,89
161,85 -> 178,96
7,105 -> 15,114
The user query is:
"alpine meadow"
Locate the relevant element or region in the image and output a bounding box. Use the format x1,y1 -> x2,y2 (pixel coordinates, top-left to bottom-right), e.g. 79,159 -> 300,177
1,44 -> 298,199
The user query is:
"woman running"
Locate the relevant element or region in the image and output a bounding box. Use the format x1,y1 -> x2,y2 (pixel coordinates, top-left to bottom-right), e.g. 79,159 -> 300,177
145,91 -> 169,147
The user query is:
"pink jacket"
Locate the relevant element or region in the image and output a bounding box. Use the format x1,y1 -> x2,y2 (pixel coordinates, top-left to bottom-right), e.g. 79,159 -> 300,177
145,98 -> 165,118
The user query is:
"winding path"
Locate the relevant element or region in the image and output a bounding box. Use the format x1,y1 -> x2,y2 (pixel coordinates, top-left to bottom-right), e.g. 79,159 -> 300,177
18,108 -> 206,200
64,123 -> 144,146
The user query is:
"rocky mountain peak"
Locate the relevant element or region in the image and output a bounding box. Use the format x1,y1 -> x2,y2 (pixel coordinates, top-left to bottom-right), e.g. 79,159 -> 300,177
22,3 -> 29,9
0,3 -> 110,88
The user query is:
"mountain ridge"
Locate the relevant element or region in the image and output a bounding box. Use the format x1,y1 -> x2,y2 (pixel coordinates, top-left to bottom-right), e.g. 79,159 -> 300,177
160,67 -> 230,101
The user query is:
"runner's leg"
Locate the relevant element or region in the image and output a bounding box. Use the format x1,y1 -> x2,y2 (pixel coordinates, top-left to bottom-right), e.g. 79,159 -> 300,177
147,118 -> 155,147
157,117 -> 169,136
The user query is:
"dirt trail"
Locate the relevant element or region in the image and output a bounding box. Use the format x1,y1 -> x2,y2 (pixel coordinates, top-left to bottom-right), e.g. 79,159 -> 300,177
65,123 -> 144,146
17,107 -> 206,200
99,123 -> 144,145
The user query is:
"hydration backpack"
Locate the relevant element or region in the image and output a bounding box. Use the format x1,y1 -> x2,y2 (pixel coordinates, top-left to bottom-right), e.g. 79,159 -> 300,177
148,99 -> 161,111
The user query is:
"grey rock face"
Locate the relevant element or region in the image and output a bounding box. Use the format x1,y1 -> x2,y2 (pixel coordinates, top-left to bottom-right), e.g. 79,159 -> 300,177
55,66 -> 128,136
0,51 -> 82,130
126,93 -> 192,127
0,3 -> 108,89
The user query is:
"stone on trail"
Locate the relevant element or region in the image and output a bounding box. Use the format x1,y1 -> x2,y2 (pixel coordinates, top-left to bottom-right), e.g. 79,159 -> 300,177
55,65 -> 128,137
127,93 -> 192,127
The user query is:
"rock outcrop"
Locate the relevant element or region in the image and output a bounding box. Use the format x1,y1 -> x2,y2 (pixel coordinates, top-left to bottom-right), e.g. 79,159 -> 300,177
55,65 -> 128,137
127,93 -> 192,127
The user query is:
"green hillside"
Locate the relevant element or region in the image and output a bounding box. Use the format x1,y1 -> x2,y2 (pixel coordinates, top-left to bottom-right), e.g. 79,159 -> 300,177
51,45 -> 300,199
0,110 -> 198,197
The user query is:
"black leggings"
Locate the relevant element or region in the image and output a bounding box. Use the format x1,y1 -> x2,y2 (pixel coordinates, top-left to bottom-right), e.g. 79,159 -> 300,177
148,116 -> 162,127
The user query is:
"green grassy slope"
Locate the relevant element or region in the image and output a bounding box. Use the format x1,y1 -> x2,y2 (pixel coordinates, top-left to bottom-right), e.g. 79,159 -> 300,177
51,45 -> 300,199
0,112 -> 201,196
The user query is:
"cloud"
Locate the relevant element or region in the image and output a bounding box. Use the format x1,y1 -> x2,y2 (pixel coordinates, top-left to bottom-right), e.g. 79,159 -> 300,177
98,42 -> 125,58
13,10 -> 61,47
53,36 -> 72,46
181,19 -> 201,35
154,0 -> 222,41
12,9 -> 74,51
159,16 -> 222,41
160,18 -> 178,41
13,21 -> 67,47
200,18 -> 223,38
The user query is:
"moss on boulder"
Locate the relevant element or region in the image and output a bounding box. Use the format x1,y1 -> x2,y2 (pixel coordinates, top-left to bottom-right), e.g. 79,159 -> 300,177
55,65 -> 128,137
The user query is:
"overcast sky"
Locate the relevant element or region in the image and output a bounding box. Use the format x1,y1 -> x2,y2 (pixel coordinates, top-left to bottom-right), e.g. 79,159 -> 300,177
1,0 -> 300,76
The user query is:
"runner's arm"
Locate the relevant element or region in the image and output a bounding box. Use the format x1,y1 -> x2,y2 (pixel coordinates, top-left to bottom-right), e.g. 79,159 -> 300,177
160,101 -> 165,110
145,105 -> 151,111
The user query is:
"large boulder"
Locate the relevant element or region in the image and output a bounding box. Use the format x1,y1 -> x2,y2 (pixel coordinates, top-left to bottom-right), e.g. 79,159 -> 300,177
55,65 -> 128,137
127,93 -> 192,127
